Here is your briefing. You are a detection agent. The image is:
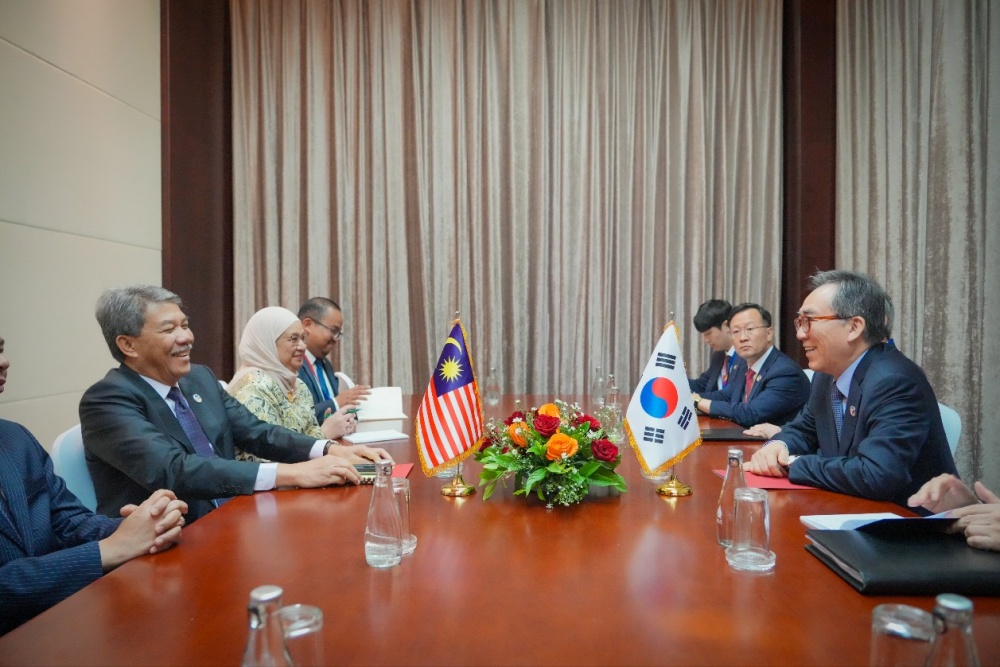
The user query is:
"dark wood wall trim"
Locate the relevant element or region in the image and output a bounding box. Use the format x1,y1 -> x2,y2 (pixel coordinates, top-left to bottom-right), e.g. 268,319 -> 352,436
161,0 -> 234,378
781,0 -> 838,363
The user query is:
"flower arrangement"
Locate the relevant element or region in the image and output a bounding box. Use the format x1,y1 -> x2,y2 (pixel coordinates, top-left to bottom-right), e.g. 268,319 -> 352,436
475,399 -> 628,507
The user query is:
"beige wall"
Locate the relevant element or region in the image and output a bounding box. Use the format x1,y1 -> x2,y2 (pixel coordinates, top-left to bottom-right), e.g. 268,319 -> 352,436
0,0 -> 161,449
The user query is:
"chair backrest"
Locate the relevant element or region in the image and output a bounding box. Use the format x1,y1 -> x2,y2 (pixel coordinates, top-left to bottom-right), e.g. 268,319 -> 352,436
51,424 -> 98,511
938,402 -> 962,456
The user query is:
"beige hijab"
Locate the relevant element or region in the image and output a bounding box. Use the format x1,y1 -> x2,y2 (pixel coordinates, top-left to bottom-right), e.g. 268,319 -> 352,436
229,306 -> 301,393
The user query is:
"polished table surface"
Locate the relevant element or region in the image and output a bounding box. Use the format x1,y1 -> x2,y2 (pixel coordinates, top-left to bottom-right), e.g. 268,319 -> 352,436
1,395 -> 997,666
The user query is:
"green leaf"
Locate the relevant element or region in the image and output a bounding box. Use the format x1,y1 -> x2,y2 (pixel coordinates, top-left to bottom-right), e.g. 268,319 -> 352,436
577,460 -> 601,478
523,467 -> 548,494
482,480 -> 498,501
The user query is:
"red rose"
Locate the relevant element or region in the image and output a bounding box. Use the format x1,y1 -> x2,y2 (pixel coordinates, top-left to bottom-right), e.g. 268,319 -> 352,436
533,414 -> 561,438
574,414 -> 601,431
591,438 -> 619,463
504,411 -> 526,426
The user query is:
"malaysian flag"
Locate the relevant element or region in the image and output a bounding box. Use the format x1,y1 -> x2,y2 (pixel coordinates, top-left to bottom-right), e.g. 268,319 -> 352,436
624,321 -> 702,476
415,320 -> 484,475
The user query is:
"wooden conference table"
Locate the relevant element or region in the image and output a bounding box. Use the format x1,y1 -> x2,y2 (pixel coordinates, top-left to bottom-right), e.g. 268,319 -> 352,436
1,395 -> 997,666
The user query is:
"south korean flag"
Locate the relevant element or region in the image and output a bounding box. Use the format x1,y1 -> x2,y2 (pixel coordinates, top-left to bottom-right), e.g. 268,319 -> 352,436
624,321 -> 703,476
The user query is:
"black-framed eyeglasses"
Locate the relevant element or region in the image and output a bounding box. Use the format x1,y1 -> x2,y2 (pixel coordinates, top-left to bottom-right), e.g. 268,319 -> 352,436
793,314 -> 847,333
314,320 -> 344,341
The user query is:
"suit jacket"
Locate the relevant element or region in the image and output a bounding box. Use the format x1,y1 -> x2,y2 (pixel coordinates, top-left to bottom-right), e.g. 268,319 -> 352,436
80,364 -> 317,523
689,350 -> 725,393
699,348 -> 811,427
782,344 -> 958,509
0,420 -> 120,635
297,358 -> 340,422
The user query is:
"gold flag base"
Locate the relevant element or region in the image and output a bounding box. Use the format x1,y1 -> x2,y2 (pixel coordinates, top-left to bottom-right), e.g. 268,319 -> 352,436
440,464 -> 476,497
655,469 -> 692,497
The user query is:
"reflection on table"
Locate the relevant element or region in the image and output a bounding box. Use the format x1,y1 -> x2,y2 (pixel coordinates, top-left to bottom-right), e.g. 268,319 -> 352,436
1,395 -> 996,666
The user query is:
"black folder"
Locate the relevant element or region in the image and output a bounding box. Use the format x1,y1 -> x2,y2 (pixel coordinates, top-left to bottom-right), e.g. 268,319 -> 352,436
805,518 -> 1000,596
699,428 -> 766,442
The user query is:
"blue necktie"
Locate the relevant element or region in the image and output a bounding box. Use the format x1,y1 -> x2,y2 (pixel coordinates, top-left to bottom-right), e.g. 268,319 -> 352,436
167,387 -> 216,458
167,387 -> 229,507
831,386 -> 845,440
313,359 -> 332,401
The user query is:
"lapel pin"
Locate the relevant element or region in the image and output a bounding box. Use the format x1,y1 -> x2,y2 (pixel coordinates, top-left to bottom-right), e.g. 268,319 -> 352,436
849,405 -> 856,417
192,393 -> 203,403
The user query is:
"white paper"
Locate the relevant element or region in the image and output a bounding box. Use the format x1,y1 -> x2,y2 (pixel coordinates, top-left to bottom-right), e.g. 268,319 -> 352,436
342,429 -> 409,444
799,512 -> 902,530
354,387 -> 407,421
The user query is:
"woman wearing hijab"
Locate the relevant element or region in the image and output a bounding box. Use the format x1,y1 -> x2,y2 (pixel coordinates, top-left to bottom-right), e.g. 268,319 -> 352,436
228,307 -> 367,463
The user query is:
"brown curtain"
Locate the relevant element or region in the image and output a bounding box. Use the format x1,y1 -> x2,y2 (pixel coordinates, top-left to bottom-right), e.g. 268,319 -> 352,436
837,0 -> 1000,487
231,0 -> 783,401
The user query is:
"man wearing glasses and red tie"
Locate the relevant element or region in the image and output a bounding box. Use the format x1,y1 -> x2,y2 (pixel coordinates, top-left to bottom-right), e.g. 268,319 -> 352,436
747,270 -> 958,511
692,303 -> 811,427
297,297 -> 372,422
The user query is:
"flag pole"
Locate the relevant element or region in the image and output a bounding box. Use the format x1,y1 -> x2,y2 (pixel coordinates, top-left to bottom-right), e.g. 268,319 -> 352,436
439,309 -> 476,497
655,313 -> 693,497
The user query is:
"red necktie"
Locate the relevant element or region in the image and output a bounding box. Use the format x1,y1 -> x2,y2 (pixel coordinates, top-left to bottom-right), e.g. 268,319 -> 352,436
743,369 -> 756,403
721,353 -> 732,388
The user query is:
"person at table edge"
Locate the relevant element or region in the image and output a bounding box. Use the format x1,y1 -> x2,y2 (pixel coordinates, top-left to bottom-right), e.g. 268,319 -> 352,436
747,270 -> 957,510
0,335 -> 188,635
692,303 -> 810,428
79,285 -> 392,523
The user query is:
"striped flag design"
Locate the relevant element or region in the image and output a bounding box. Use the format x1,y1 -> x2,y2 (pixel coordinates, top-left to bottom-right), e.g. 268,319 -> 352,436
415,321 -> 484,475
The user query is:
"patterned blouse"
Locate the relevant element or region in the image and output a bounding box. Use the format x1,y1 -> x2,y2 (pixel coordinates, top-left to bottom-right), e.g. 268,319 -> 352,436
228,369 -> 322,462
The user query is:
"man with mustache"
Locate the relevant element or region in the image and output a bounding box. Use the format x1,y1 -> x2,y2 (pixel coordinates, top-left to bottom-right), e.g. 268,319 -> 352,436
80,285 -> 391,523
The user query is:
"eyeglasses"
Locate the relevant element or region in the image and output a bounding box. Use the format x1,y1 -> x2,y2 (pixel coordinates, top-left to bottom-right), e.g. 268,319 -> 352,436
314,320 -> 343,341
279,333 -> 309,346
793,314 -> 847,333
729,325 -> 770,338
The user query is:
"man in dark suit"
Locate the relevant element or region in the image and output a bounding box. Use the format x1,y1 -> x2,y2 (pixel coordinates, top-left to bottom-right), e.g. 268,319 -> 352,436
688,299 -> 737,393
692,303 -> 810,428
0,335 -> 187,635
298,297 -> 371,422
747,270 -> 958,509
81,286 -> 390,523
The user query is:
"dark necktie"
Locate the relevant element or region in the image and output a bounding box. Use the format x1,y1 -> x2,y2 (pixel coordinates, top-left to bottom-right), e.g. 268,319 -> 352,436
832,386 -> 845,440
313,358 -> 332,400
721,353 -> 733,388
166,387 -> 216,458
743,368 -> 756,403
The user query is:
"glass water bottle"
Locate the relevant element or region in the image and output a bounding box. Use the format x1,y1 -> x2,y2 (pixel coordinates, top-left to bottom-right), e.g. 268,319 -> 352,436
591,366 -> 605,408
364,459 -> 403,568
241,585 -> 290,667
716,448 -> 747,547
483,366 -> 502,405
926,594 -> 980,667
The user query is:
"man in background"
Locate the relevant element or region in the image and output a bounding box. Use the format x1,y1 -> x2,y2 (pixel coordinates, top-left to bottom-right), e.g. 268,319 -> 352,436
688,299 -> 737,393
298,297 -> 371,422
747,270 -> 957,509
692,303 -> 811,428
0,335 -> 187,635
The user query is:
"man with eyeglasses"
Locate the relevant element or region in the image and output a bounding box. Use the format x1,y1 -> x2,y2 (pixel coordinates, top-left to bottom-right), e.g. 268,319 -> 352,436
746,270 -> 957,510
80,286 -> 390,523
691,303 -> 810,427
297,297 -> 372,422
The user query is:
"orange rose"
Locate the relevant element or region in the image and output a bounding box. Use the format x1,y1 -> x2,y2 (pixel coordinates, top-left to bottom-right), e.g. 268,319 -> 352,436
545,432 -> 579,461
537,403 -> 561,418
507,421 -> 530,447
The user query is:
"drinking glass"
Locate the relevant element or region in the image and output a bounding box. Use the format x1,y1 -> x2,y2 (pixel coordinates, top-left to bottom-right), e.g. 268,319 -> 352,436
277,604 -> 324,666
604,385 -> 624,442
725,487 -> 776,572
392,477 -> 417,556
869,604 -> 934,667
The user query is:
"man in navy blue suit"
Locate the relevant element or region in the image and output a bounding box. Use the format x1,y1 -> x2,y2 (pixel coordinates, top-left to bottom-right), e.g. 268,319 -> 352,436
691,303 -> 811,428
297,297 -> 371,422
0,335 -> 187,635
747,270 -> 958,509
688,299 -> 737,393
